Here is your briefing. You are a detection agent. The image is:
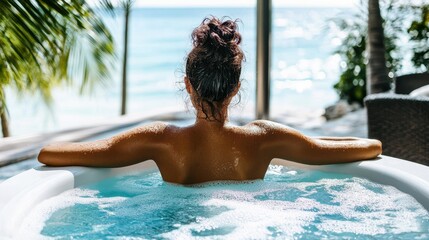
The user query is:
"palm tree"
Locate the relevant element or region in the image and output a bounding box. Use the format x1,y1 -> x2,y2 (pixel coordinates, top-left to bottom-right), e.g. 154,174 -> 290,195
0,0 -> 115,137
120,0 -> 134,115
366,0 -> 391,94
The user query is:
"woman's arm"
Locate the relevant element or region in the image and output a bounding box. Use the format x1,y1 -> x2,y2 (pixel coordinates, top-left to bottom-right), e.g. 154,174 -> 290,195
306,137 -> 382,164
254,120 -> 382,165
38,122 -> 170,167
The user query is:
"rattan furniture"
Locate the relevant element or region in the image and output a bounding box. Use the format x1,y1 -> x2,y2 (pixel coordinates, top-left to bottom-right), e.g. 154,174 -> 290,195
365,93 -> 429,165
395,73 -> 429,94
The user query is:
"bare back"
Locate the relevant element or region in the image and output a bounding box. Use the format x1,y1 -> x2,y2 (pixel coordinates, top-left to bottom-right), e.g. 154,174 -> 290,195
154,123 -> 271,184
38,120 -> 382,184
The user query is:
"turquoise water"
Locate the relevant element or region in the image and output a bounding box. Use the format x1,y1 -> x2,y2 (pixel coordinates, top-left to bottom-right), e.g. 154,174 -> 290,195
24,165 -> 429,239
7,7 -> 347,136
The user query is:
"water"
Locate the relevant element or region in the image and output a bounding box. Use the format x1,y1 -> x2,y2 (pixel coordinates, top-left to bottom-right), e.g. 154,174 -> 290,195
20,165 -> 429,239
6,7 -> 348,137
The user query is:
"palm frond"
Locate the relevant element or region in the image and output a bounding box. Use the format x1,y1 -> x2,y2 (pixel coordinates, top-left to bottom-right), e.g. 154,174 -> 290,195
0,0 -> 116,111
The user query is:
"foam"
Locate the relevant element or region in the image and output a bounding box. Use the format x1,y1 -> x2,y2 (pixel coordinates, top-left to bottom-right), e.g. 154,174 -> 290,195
159,198 -> 315,239
19,166 -> 429,239
159,182 -> 427,238
17,189 -> 126,239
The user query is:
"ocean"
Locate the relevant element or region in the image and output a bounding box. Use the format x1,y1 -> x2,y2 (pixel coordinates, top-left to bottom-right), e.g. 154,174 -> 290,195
6,7 -> 350,137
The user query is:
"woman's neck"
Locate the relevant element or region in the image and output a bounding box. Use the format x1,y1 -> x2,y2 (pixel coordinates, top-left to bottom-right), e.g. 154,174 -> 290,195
194,109 -> 229,127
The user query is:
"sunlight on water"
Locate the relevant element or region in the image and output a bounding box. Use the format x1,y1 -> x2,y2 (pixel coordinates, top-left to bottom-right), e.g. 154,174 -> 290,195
19,165 -> 429,239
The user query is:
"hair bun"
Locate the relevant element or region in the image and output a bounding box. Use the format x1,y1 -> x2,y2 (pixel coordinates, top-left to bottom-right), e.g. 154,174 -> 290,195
186,16 -> 244,121
192,17 -> 241,49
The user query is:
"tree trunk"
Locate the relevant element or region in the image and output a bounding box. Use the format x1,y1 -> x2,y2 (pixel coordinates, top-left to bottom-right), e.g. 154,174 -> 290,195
120,3 -> 130,115
366,0 -> 391,94
1,109 -> 10,138
0,88 -> 10,138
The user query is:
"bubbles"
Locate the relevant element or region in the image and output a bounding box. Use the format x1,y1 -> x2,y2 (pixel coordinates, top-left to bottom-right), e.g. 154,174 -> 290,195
18,189 -> 126,239
21,166 -> 429,239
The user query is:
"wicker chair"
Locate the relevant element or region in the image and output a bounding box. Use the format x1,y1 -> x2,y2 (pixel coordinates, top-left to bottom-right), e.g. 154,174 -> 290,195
364,93 -> 429,165
395,73 -> 429,94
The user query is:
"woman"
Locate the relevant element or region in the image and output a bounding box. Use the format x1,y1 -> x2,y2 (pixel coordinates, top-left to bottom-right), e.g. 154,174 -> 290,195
38,17 -> 382,184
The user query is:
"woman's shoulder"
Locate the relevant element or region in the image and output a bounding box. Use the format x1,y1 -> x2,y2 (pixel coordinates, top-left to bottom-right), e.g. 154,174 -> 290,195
246,120 -> 288,131
229,120 -> 287,137
242,120 -> 302,139
129,121 -> 183,136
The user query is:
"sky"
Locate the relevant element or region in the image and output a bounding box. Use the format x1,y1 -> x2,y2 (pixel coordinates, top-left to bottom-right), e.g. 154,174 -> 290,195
90,0 -> 357,8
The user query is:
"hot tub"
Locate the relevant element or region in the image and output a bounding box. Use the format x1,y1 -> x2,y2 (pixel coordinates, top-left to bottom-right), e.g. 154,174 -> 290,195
1,155 -> 429,239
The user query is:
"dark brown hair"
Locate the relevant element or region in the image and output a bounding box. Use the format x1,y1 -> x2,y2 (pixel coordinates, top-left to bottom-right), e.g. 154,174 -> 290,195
186,16 -> 244,121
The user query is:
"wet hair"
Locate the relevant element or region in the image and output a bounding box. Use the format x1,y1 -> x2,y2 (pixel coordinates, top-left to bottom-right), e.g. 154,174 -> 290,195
186,16 -> 244,121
